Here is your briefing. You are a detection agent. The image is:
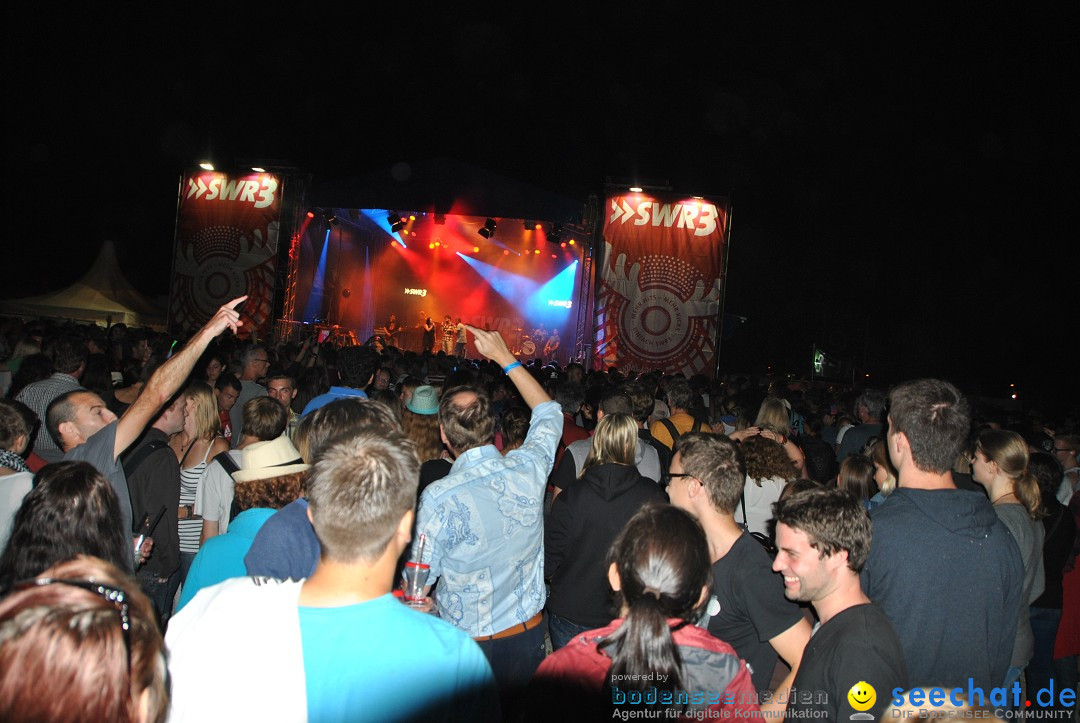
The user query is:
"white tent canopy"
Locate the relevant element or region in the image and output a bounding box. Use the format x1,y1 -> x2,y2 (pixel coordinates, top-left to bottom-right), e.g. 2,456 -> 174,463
0,240 -> 165,328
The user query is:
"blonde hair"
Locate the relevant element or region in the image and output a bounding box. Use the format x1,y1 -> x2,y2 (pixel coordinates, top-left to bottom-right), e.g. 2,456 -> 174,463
184,381 -> 221,441
754,397 -> 791,438
580,413 -> 638,476
870,438 -> 898,497
976,429 -> 1042,519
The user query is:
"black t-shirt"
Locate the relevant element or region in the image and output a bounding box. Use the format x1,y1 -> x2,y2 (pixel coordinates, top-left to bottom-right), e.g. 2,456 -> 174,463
787,603 -> 907,720
707,533 -> 805,693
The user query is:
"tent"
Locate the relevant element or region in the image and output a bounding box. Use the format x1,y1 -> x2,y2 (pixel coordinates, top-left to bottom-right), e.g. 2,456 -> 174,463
0,240 -> 166,328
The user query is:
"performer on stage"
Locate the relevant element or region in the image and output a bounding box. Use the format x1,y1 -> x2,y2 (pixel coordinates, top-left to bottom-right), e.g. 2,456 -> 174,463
384,314 -> 400,349
543,328 -> 560,361
442,315 -> 455,355
454,317 -> 467,358
422,315 -> 436,354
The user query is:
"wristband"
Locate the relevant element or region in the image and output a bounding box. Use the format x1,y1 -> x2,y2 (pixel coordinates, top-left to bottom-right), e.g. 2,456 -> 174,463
502,361 -> 523,374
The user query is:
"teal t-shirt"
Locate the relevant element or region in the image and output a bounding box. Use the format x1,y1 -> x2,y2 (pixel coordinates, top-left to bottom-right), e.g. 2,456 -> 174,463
299,594 -> 499,722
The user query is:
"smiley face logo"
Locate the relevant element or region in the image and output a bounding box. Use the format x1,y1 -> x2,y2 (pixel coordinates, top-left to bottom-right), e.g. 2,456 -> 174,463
848,681 -> 876,712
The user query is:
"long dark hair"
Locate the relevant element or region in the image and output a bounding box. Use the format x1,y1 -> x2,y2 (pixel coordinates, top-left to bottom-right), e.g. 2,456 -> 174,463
0,461 -> 128,591
599,503 -> 711,693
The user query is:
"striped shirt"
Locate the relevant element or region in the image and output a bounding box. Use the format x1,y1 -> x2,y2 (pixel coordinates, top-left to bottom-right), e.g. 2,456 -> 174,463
15,373 -> 82,462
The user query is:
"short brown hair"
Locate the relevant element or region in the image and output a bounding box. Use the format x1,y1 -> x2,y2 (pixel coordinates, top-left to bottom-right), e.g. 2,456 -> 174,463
438,386 -> 493,452
0,398 -> 31,451
0,555 -> 168,723
774,487 -> 872,572
887,379 -> 970,474
306,431 -> 419,563
241,396 -> 288,441
233,471 -> 306,512
676,432 -> 745,515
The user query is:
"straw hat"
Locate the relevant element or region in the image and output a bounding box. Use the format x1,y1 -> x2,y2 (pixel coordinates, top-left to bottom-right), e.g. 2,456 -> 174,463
233,437 -> 310,482
406,386 -> 440,415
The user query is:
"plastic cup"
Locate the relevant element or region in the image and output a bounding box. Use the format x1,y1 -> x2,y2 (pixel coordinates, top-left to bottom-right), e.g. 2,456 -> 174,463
402,561 -> 430,607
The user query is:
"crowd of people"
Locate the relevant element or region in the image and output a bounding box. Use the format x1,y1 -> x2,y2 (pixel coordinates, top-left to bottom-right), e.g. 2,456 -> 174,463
0,308 -> 1078,722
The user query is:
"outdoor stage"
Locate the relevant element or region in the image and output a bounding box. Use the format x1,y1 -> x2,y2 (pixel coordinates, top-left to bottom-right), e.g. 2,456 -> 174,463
288,209 -> 587,362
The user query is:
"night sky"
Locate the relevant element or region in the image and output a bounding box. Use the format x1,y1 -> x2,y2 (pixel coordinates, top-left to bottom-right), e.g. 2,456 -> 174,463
8,6 -> 1077,403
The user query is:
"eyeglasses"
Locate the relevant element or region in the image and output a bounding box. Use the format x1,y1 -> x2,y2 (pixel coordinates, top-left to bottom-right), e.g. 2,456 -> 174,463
15,577 -> 132,671
662,473 -> 693,488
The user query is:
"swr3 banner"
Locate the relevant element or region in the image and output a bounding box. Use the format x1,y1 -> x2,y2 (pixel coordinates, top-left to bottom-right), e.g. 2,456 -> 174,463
594,193 -> 728,377
169,172 -> 282,337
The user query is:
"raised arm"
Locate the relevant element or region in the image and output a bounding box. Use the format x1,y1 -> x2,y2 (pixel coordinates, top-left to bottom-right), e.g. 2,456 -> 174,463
114,297 -> 246,458
465,325 -> 551,409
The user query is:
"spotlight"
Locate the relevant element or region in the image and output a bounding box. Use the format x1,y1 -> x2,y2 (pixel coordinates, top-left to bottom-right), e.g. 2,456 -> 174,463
409,215 -> 416,221
251,166 -> 266,173
429,243 -> 435,250
388,212 -> 405,233
326,212 -> 339,226
536,223 -> 542,230
306,210 -> 316,219
548,223 -> 564,244
534,249 -> 540,255
473,246 -> 480,252
199,162 -> 214,171
478,218 -> 497,239
568,239 -> 575,245
629,186 -> 643,193
560,242 -> 567,248
503,250 -> 510,255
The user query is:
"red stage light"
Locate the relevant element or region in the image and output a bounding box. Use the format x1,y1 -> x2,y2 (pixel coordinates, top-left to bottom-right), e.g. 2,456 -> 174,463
503,250 -> 509,255
306,210 -> 315,218
551,254 -> 557,259
535,223 -> 542,230
560,242 -> 566,248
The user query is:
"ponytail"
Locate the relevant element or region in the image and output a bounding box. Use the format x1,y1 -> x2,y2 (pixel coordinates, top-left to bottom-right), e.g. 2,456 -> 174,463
1014,469 -> 1043,520
600,592 -> 683,692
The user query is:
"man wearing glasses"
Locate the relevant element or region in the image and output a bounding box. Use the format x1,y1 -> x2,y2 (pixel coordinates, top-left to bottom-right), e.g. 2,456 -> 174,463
665,433 -> 810,715
1053,434 -> 1080,504
230,345 -> 269,448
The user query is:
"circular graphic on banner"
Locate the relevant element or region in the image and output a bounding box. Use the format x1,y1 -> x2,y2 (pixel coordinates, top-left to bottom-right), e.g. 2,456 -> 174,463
193,258 -> 248,319
612,254 -> 714,371
600,250 -> 717,376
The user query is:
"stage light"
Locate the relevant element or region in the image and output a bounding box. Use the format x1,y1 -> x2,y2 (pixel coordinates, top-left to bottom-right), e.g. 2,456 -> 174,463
534,249 -> 540,255
388,212 -> 405,233
503,250 -> 510,255
429,243 -> 435,250
306,210 -> 316,218
326,212 -> 339,226
568,238 -> 575,245
551,254 -> 557,259
629,186 -> 643,193
409,215 -> 416,221
478,218 -> 497,238
251,166 -> 266,173
560,242 -> 566,248
435,241 -> 441,247
402,229 -> 409,235
536,223 -> 542,230
199,162 -> 214,171
473,246 -> 480,252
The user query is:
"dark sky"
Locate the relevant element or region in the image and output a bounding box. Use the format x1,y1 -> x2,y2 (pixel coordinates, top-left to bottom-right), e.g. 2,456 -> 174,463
8,6 -> 1078,403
